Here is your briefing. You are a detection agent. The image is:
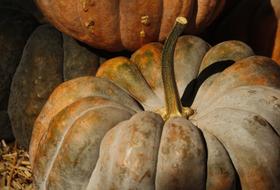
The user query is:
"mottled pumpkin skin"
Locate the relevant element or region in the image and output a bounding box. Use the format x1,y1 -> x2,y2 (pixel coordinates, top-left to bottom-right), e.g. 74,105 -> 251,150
30,36 -> 280,190
35,0 -> 225,51
211,0 -> 280,64
7,25 -> 103,149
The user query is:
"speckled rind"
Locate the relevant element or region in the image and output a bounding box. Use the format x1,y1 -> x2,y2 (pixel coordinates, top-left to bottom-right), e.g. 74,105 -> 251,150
30,76 -> 142,165
33,97 -> 134,190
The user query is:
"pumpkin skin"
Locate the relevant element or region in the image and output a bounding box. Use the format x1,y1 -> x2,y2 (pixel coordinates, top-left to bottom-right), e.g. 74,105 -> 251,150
35,0 -> 225,51
30,23 -> 280,190
211,0 -> 280,64
7,24 -> 104,148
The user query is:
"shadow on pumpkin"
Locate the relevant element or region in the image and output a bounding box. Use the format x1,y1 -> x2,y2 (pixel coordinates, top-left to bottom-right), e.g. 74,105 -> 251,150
203,0 -> 279,64
182,60 -> 235,107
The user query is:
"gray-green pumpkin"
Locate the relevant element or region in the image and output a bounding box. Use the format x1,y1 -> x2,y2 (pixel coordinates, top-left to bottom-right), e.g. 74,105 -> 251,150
7,24 -> 104,148
30,18 -> 280,190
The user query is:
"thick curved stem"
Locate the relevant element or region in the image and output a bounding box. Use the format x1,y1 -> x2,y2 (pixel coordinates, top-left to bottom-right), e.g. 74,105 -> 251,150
162,17 -> 188,119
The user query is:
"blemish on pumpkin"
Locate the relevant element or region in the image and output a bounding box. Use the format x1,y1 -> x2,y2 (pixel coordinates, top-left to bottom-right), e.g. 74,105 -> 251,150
274,104 -> 280,111
140,30 -> 146,38
82,0 -> 95,12
248,90 -> 256,94
253,115 -> 267,126
85,20 -> 95,31
271,96 -> 278,101
141,15 -> 150,26
138,170 -> 151,182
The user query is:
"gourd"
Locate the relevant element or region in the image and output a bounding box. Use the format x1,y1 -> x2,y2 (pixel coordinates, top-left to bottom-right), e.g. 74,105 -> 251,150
7,24 -> 104,148
35,0 -> 225,51
30,17 -> 280,190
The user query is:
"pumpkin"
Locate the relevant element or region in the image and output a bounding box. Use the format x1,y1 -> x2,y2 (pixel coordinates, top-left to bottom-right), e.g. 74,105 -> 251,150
35,0 -> 225,51
210,0 -> 280,64
0,11 -> 37,141
7,24 -> 104,148
30,17 -> 280,190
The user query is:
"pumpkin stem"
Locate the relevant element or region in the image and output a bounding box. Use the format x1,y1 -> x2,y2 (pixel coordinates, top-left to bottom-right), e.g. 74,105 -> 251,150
162,17 -> 189,119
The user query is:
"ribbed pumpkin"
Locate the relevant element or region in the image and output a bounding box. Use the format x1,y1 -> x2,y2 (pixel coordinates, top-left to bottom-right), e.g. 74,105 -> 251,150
7,24 -> 104,148
35,0 -> 225,51
30,17 -> 280,190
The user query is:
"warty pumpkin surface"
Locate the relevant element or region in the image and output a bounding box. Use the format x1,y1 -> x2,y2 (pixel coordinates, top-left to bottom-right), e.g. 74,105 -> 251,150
7,24 -> 104,149
30,17 -> 280,190
35,0 -> 225,51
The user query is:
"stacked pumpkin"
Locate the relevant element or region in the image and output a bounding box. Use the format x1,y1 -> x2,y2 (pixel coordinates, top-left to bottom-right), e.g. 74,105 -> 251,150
1,1 -> 280,190
29,17 -> 280,190
0,5 -> 104,148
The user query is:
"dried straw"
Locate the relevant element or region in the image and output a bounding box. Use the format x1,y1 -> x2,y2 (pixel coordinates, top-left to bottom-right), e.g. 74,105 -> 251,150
0,140 -> 33,190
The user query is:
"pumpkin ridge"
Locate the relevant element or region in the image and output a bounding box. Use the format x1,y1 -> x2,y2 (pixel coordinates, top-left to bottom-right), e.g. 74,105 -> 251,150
48,105 -> 133,190
197,108 -> 280,189
193,86 -> 280,136
201,130 -> 240,190
193,56 -> 280,110
86,111 -> 163,189
97,57 -> 163,110
30,76 -> 142,164
37,102 -> 133,189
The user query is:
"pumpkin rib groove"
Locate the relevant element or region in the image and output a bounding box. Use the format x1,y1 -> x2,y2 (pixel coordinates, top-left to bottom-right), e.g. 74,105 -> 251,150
96,58 -> 163,110
200,129 -> 241,190
36,103 -> 133,189
196,126 -> 208,189
86,118 -> 125,190
193,56 -> 280,110
193,86 -> 280,136
87,111 -> 163,189
30,76 -> 142,164
198,108 -> 280,189
198,106 -> 280,138
44,102 -> 134,190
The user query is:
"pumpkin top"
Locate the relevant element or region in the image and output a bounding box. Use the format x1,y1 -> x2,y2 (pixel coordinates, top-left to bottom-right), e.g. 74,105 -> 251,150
30,17 -> 280,190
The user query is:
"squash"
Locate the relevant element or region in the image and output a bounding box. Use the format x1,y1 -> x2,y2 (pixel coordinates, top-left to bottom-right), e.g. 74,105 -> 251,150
0,12 -> 37,141
7,24 -> 104,148
35,0 -> 225,51
30,17 -> 280,190
210,0 -> 280,64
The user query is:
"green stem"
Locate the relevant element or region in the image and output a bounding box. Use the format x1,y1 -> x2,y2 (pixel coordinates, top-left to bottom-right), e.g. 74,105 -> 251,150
162,17 -> 188,119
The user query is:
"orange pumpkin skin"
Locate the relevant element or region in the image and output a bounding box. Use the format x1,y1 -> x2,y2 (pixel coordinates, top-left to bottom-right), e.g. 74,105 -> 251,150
30,30 -> 280,190
35,0 -> 225,51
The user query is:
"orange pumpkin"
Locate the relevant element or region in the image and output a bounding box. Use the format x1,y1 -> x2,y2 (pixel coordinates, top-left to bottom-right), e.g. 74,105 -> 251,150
35,0 -> 225,51
30,17 -> 280,190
